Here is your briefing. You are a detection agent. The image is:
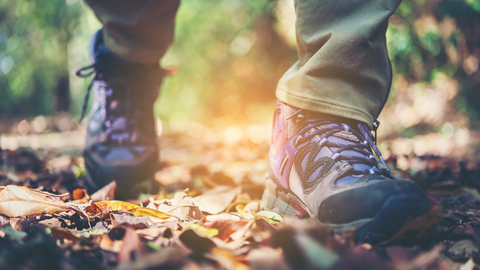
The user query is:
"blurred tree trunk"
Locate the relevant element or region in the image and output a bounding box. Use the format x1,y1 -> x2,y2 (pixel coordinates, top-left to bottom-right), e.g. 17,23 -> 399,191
55,75 -> 70,112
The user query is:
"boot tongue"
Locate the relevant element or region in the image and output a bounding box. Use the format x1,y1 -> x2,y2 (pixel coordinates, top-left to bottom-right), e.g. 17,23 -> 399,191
285,103 -> 363,139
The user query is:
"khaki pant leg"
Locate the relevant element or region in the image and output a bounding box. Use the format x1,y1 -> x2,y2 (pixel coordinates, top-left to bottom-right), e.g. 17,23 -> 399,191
276,0 -> 402,128
85,0 -> 180,64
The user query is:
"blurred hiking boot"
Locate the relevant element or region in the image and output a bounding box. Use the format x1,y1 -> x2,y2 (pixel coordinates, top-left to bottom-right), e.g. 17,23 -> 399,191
261,100 -> 432,244
77,30 -> 163,199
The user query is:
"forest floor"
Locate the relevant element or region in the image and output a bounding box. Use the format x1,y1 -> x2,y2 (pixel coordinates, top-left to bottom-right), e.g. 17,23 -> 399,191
1,125 -> 480,270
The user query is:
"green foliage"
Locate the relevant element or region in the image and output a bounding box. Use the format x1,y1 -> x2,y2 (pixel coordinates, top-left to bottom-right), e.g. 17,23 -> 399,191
387,0 -> 480,123
0,0 -> 83,118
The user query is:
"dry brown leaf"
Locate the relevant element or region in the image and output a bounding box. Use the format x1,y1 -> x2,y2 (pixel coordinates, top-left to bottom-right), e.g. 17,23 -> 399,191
0,215 -> 9,227
135,227 -> 166,240
244,201 -> 260,212
91,181 -> 117,202
235,204 -> 255,219
111,213 -> 154,227
0,185 -> 70,217
148,190 -> 202,221
15,187 -> 70,202
203,219 -> 250,241
193,186 -> 241,214
205,213 -> 242,222
9,217 -> 19,229
118,227 -> 146,263
157,204 -> 202,221
38,217 -> 62,227
50,227 -> 80,242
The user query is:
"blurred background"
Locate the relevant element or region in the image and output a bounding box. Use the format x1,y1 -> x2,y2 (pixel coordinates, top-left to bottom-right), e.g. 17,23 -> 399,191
1,0 -> 480,165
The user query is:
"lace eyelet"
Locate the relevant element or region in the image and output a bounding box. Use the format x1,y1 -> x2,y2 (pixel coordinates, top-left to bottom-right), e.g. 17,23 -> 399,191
294,114 -> 305,124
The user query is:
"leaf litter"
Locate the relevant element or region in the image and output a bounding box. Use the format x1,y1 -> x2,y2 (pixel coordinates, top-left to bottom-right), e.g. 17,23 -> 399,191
2,132 -> 480,269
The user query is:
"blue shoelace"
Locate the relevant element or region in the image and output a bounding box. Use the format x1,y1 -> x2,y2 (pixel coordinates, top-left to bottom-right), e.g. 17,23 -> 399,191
289,110 -> 391,178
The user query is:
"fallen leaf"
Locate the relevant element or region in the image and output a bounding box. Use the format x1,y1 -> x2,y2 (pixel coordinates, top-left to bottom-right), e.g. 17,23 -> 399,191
156,204 -> 202,221
193,186 -> 241,214
460,258 -> 476,270
178,229 -> 216,253
148,192 -> 202,221
38,217 -> 62,227
236,204 -> 255,219
205,213 -> 242,222
256,210 -> 283,224
244,201 -> 260,212
72,188 -> 88,200
447,240 -> 479,260
0,185 -> 70,217
203,219 -> 251,241
118,227 -> 146,263
229,220 -> 255,241
73,228 -> 109,238
408,245 -> 445,270
450,223 -> 475,238
50,227 -> 80,242
135,227 -> 167,240
225,200 -> 250,212
111,213 -> 153,228
99,233 -> 123,253
91,181 -> 117,202
211,247 -> 250,270
0,215 -> 9,227
127,207 -> 175,220
95,200 -> 139,211
182,223 -> 219,238
69,188 -> 90,204
85,201 -> 102,216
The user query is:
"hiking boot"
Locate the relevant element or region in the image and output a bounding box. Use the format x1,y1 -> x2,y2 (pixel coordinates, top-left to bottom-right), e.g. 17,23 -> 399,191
261,100 -> 432,244
77,30 -> 163,199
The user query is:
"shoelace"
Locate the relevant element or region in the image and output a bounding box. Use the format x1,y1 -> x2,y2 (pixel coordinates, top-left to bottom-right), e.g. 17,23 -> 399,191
76,63 -> 137,143
76,53 -> 158,123
76,60 -> 160,144
291,112 -> 391,177
76,64 -> 100,123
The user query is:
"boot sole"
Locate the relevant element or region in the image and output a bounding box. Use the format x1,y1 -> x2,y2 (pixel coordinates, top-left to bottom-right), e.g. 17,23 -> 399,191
261,178 -> 440,245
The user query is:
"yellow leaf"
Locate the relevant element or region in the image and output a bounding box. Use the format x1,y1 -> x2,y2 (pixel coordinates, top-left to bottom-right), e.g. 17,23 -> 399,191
0,185 -> 70,217
92,201 -> 175,220
256,210 -> 283,224
94,201 -> 139,211
182,223 -> 219,238
127,207 -> 174,219
234,204 -> 255,219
